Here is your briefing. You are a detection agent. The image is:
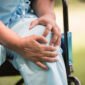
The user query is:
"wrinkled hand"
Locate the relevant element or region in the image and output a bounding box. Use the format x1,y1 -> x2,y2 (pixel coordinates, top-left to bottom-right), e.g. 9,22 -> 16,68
29,14 -> 61,46
18,35 -> 57,70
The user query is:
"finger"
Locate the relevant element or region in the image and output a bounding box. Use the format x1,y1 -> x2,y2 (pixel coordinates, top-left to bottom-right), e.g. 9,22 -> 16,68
35,35 -> 48,44
29,19 -> 39,30
50,33 -> 58,46
40,57 -> 57,62
55,36 -> 61,46
54,27 -> 61,46
43,51 -> 57,58
41,45 -> 56,51
43,24 -> 52,37
50,26 -> 61,46
35,61 -> 48,70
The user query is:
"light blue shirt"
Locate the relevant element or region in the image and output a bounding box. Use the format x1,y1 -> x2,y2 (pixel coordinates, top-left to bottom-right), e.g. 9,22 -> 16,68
0,0 -> 31,26
0,0 -> 19,24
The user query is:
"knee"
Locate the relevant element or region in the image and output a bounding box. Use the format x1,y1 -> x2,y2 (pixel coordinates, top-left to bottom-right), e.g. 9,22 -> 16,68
29,25 -> 52,44
28,25 -> 46,36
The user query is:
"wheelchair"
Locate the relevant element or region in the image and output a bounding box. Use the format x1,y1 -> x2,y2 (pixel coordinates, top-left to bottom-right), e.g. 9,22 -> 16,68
0,0 -> 81,85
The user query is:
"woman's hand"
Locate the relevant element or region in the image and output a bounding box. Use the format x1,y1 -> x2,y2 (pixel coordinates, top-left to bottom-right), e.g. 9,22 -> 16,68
17,35 -> 57,70
29,14 -> 61,46
0,21 -> 57,70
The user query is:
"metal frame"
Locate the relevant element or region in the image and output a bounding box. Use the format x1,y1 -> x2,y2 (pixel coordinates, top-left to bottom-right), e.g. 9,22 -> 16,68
62,0 -> 81,85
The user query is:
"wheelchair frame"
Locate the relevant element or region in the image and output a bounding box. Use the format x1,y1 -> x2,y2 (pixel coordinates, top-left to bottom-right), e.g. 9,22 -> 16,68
61,0 -> 80,85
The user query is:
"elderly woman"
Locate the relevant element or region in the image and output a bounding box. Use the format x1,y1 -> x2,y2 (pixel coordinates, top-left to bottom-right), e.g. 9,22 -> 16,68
0,0 -> 67,85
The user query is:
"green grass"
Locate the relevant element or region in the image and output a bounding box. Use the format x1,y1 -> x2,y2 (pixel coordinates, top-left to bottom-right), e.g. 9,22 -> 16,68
0,76 -> 21,85
73,47 -> 85,85
72,30 -> 85,85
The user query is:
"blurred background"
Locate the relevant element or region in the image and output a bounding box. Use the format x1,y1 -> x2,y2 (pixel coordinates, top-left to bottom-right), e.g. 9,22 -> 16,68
55,0 -> 85,85
0,0 -> 85,85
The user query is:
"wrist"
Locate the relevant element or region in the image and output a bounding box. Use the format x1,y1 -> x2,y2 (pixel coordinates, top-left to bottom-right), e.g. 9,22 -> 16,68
10,37 -> 21,52
41,12 -> 56,21
4,36 -> 21,53
38,10 -> 55,17
46,12 -> 56,19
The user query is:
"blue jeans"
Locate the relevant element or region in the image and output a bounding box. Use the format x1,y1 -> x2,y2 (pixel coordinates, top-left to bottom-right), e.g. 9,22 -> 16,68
0,14 -> 68,85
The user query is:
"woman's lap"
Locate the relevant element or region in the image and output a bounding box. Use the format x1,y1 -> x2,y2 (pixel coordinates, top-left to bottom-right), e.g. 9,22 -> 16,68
6,17 -> 67,85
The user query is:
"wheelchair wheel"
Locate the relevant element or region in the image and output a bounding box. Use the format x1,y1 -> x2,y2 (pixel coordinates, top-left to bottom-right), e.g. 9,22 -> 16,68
68,76 -> 81,85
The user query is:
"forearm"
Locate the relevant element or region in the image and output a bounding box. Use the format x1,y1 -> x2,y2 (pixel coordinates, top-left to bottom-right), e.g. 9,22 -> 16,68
0,21 -> 20,51
32,0 -> 55,17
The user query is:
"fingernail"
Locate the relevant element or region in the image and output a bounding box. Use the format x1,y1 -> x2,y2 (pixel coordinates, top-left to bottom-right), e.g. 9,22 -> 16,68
43,67 -> 48,70
29,26 -> 32,30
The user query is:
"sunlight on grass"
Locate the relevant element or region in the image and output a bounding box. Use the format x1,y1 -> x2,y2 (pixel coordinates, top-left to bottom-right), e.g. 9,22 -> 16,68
0,76 -> 21,85
73,48 -> 85,85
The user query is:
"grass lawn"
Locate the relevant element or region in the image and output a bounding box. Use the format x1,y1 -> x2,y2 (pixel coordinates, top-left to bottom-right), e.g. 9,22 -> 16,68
0,1 -> 85,85
0,76 -> 21,85
73,47 -> 85,85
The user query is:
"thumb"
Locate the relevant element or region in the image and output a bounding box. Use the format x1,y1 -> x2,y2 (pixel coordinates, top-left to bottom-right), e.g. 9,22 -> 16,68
35,35 -> 48,44
43,24 -> 52,37
29,19 -> 39,30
